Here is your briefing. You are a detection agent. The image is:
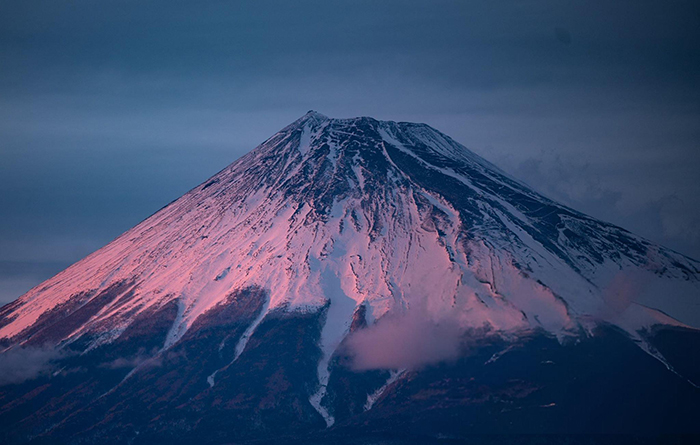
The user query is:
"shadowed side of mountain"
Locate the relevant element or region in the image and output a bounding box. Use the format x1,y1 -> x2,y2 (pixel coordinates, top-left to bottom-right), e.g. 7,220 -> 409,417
0,301 -> 699,443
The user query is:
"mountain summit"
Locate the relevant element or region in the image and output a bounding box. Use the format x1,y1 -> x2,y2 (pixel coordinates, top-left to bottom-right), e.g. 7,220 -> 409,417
1,112 -> 699,443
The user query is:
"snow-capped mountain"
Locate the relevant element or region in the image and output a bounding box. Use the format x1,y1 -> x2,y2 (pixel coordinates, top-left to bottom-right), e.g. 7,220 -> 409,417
1,111 -> 699,444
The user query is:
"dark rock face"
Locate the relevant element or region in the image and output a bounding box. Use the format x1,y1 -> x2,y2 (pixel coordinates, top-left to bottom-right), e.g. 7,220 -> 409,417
1,302 -> 698,444
0,296 -> 179,443
0,287 -> 328,444
11,281 -> 137,346
333,326 -> 700,437
323,304 -> 391,423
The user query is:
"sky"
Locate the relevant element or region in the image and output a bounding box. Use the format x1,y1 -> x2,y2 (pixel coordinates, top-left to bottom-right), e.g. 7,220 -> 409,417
0,0 -> 699,304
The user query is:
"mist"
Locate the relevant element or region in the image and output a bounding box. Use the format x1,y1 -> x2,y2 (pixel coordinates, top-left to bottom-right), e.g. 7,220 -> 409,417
0,346 -> 66,386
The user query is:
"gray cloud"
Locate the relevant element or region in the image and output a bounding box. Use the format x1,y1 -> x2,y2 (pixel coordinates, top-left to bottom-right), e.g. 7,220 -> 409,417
0,347 -> 67,386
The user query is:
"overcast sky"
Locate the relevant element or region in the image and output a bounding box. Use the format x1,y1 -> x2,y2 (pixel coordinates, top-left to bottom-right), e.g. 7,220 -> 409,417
1,0 -> 699,304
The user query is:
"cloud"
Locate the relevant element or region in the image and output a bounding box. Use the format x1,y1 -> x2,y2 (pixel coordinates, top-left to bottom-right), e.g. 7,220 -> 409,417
0,346 -> 67,385
600,272 -> 645,317
99,348 -> 162,370
344,307 -> 468,371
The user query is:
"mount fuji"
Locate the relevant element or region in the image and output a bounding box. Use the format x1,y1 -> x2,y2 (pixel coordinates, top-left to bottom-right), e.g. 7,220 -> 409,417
1,111 -> 699,444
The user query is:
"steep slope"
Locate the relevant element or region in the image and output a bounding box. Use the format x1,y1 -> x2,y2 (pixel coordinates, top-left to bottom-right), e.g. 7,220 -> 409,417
0,111 -> 699,443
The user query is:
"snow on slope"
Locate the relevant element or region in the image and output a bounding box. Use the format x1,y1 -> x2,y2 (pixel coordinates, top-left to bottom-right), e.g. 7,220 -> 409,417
1,110 -> 699,359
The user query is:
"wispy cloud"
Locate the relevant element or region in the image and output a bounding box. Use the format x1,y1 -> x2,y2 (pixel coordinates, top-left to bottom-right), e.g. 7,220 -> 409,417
0,346 -> 67,386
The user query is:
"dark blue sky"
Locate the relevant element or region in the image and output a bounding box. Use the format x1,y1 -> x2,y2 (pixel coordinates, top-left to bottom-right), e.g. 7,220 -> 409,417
1,0 -> 699,303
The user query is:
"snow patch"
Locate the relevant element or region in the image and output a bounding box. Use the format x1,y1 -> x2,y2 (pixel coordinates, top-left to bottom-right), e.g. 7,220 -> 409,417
365,369 -> 405,411
308,255 -> 358,428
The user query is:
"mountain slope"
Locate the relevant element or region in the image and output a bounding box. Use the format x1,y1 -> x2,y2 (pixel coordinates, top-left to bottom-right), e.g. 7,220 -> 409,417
0,111 -> 699,443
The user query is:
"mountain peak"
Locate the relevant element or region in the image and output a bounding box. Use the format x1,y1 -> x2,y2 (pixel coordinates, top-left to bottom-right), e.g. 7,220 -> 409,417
296,109 -> 330,126
296,111 -> 409,128
305,109 -> 327,118
3,111 -> 697,348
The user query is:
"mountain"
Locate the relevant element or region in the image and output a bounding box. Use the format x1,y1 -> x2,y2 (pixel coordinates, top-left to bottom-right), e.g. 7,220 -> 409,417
1,111 -> 699,444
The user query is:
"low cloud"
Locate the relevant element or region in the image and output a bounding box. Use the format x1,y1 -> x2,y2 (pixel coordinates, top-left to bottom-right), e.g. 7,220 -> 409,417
344,308 -> 468,371
99,348 -> 162,370
600,272 -> 644,317
0,346 -> 67,385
